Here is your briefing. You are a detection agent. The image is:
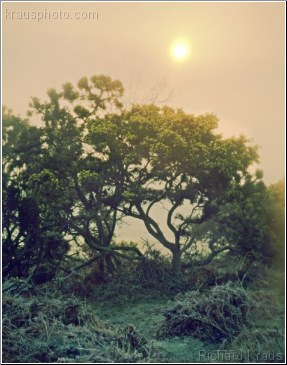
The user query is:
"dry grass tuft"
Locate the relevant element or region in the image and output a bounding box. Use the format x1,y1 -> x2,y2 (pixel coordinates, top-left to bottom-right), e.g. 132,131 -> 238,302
158,278 -> 285,362
2,278 -> 159,363
158,282 -> 255,343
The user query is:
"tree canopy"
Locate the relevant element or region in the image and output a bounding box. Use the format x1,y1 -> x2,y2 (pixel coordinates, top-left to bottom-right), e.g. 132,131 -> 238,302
2,75 -> 284,279
86,104 -> 259,273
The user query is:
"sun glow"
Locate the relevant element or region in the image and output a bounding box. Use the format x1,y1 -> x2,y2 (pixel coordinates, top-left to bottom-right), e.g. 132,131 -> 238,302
171,40 -> 190,61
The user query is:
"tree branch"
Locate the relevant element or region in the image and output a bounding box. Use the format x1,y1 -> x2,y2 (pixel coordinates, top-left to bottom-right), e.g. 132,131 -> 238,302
183,246 -> 232,269
167,199 -> 182,243
135,203 -> 174,251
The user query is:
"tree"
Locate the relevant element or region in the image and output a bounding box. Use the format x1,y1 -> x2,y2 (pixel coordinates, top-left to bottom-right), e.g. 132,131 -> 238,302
208,174 -> 285,273
28,76 -> 142,274
86,104 -> 259,275
3,75 -> 269,279
211,172 -> 269,265
2,108 -> 69,279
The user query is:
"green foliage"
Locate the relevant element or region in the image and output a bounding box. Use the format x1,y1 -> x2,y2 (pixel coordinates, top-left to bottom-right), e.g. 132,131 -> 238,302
76,74 -> 124,110
2,109 -> 69,279
26,75 -> 136,276
3,74 -> 279,279
214,176 -> 285,266
87,104 -> 259,273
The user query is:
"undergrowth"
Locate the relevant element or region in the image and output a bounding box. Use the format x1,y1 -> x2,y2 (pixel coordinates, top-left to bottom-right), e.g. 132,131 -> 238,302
2,279 -> 160,363
2,259 -> 285,363
157,278 -> 285,362
158,282 -> 253,342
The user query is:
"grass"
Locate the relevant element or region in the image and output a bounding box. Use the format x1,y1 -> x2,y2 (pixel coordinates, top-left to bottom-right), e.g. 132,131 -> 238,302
94,294 -> 219,362
2,267 -> 285,363
93,268 -> 285,363
2,283 -> 160,363
95,296 -> 167,337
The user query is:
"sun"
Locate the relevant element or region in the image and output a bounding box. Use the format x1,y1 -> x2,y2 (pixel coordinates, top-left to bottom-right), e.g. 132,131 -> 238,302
170,40 -> 190,61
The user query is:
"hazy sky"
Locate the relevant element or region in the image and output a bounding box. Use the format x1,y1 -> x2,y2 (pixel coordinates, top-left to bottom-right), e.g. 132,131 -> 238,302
3,2 -> 285,183
2,2 -> 285,241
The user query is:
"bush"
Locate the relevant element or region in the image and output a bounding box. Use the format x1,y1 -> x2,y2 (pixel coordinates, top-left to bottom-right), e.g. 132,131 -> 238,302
158,282 -> 255,343
2,280 -> 159,363
133,249 -> 189,293
185,255 -> 267,291
65,249 -> 189,303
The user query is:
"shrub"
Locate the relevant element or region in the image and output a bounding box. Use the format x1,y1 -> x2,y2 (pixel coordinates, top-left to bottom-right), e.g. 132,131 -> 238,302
158,282 -> 254,343
67,248 -> 189,302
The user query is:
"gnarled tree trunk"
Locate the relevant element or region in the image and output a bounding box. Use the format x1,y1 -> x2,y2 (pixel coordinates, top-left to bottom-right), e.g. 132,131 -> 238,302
172,246 -> 182,275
